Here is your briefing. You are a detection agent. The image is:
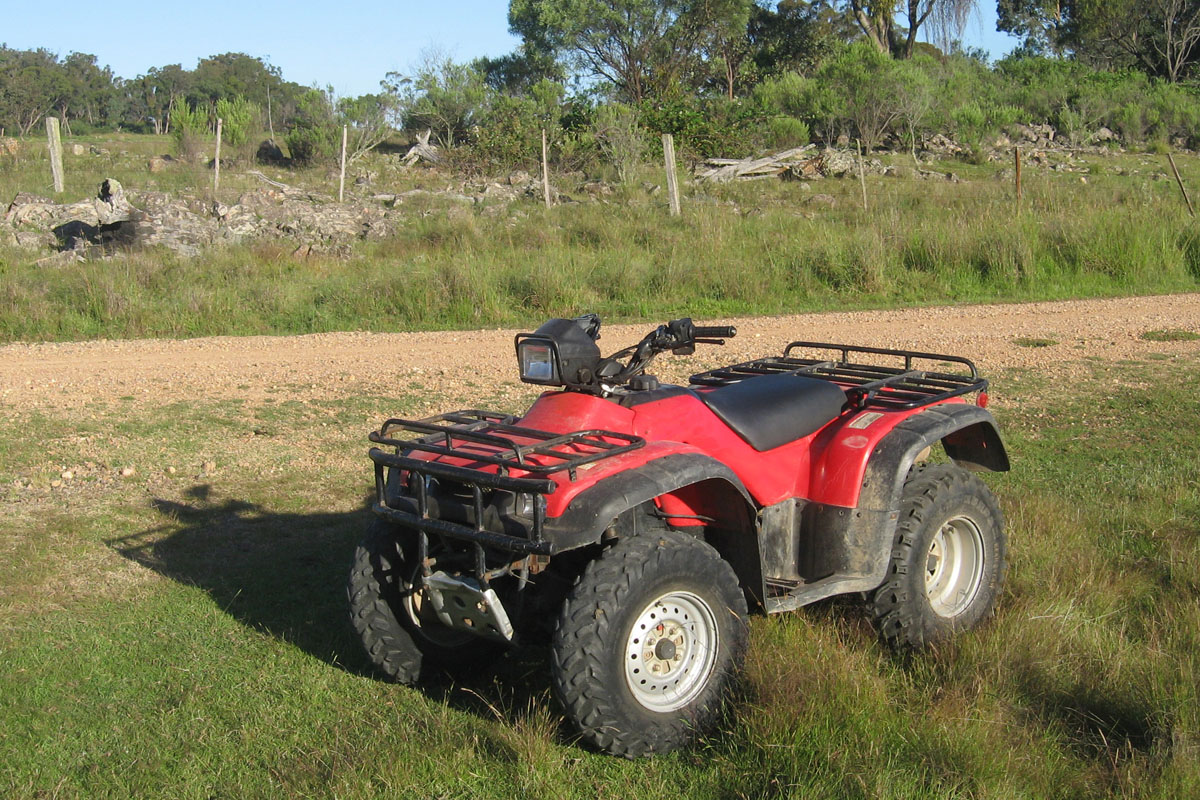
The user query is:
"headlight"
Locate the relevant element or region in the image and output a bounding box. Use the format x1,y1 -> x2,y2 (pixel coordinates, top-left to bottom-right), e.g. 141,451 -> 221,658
517,338 -> 560,385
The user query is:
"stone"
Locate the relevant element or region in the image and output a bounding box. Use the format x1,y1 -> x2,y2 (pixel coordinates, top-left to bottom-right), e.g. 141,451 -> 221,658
818,148 -> 856,178
256,139 -> 288,166
71,143 -> 86,156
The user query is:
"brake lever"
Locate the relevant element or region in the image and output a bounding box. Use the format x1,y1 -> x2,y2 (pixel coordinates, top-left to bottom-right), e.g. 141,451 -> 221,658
693,338 -> 726,346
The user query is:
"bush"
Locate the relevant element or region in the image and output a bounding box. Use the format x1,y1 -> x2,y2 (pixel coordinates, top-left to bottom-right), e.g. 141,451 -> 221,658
214,96 -> 261,161
169,100 -> 209,161
284,89 -> 339,165
764,116 -> 810,149
593,103 -> 645,183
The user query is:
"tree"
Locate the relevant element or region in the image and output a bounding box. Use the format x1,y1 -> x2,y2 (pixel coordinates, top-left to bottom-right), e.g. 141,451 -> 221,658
749,1 -> 853,77
0,47 -> 68,136
386,53 -> 488,147
510,0 -> 754,102
132,64 -> 191,134
996,0 -> 1071,55
845,0 -> 977,57
57,52 -> 119,132
1070,0 -> 1200,82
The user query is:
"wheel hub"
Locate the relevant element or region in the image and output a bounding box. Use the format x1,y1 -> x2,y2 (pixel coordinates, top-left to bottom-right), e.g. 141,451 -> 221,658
924,515 -> 986,618
624,591 -> 719,712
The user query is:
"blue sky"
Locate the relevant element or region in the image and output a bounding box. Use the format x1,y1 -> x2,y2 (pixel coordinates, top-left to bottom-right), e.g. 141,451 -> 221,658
4,1 -> 1021,98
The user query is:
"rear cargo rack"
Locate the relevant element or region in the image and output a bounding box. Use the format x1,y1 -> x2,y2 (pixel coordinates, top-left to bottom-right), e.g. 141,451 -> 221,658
367,410 -> 645,559
690,342 -> 987,410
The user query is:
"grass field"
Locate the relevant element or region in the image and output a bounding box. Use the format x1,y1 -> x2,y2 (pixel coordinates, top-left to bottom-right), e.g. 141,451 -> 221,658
3,135 -> 1200,341
1,351 -> 1197,799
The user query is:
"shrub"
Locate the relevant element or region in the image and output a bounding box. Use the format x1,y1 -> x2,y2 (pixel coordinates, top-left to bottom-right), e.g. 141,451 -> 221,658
169,100 -> 209,161
284,89 -> 339,165
593,103 -> 645,183
214,96 -> 261,161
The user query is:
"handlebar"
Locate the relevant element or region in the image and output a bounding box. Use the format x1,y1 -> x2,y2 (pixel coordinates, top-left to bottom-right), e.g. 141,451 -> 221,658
692,325 -> 737,339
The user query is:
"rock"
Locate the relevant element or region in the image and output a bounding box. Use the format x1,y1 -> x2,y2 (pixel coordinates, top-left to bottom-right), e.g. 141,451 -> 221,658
1,138 -> 20,156
15,231 -> 53,249
888,165 -> 915,179
1093,127 -> 1118,143
835,134 -> 850,147
61,470 -> 73,480
148,156 -> 172,173
508,170 -> 532,186
806,194 -> 836,206
71,144 -> 86,156
581,181 -> 615,197
119,466 -> 136,478
818,148 -> 856,177
256,139 -> 288,166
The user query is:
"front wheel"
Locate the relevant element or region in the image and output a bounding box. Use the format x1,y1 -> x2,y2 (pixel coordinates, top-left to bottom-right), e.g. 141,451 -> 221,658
348,519 -> 503,683
551,529 -> 748,757
870,464 -> 1006,650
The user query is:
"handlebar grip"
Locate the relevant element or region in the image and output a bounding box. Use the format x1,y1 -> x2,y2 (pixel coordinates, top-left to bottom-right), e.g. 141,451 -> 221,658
692,325 -> 736,339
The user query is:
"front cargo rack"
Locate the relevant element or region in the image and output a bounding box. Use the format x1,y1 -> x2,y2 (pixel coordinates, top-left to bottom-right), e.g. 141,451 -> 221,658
369,410 -> 645,481
690,342 -> 987,411
367,410 -> 646,558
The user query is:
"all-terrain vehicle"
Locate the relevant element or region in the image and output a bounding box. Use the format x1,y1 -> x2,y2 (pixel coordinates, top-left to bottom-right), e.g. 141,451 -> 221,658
349,316 -> 1009,756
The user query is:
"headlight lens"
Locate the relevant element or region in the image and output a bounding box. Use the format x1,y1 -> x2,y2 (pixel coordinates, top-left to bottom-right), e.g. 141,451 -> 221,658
518,340 -> 558,383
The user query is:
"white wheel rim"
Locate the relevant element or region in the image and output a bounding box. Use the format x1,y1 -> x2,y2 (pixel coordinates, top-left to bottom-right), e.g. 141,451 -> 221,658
623,591 -> 720,712
925,515 -> 986,618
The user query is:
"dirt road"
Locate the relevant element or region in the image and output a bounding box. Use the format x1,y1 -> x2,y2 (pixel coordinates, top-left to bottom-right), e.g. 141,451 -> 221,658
2,294 -> 1199,413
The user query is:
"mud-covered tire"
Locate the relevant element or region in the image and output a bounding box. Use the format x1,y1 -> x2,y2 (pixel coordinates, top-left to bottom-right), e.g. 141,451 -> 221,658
551,529 -> 748,757
870,464 -> 1006,650
348,519 -> 502,683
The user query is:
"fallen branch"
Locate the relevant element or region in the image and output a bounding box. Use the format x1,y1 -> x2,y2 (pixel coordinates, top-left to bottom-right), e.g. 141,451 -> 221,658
696,145 -> 817,183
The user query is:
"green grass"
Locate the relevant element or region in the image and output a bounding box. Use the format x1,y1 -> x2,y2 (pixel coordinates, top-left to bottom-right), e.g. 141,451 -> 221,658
1141,328 -> 1200,342
4,138 -> 1200,341
2,353 -> 1198,798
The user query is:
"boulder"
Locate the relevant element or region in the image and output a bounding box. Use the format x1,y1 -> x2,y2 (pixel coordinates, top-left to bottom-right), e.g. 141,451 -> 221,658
256,139 -> 288,166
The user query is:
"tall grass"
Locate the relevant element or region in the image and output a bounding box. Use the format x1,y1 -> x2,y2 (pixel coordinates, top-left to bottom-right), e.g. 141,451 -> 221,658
3,140 -> 1200,342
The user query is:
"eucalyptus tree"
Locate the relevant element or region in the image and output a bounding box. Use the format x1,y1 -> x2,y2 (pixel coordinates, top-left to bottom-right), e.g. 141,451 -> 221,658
845,0 -> 977,57
509,0 -> 753,101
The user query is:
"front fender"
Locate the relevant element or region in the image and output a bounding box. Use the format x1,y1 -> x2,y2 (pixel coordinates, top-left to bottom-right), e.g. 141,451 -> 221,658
542,452 -> 754,553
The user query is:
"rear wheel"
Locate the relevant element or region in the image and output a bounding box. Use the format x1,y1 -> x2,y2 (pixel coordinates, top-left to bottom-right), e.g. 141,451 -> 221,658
348,519 -> 502,683
551,528 -> 748,757
870,464 -> 1006,650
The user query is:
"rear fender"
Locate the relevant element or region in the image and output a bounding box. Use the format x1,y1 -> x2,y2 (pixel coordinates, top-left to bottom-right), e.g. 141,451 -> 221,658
791,405 -> 1010,604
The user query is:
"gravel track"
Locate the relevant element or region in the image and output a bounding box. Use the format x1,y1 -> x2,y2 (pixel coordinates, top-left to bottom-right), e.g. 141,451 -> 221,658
3,294 -> 1199,413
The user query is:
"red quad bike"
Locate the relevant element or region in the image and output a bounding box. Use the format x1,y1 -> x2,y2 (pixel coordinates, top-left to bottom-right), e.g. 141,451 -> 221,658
349,316 -> 1009,757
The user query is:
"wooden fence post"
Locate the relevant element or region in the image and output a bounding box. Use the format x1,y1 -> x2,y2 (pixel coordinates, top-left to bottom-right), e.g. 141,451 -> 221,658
214,118 -> 223,194
1168,152 -> 1195,218
856,139 -> 868,211
663,134 -> 681,216
542,129 -> 552,208
46,117 -> 65,193
339,125 -> 348,203
1015,147 -> 1022,205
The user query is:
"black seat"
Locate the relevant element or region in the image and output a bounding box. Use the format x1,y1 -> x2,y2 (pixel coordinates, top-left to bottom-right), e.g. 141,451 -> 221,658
697,373 -> 847,451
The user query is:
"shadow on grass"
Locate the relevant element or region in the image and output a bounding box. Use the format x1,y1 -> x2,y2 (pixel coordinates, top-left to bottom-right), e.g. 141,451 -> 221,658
107,484 -> 560,736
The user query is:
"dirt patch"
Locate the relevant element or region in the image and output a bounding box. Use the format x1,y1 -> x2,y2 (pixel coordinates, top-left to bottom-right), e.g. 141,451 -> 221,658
3,295 -> 1200,416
